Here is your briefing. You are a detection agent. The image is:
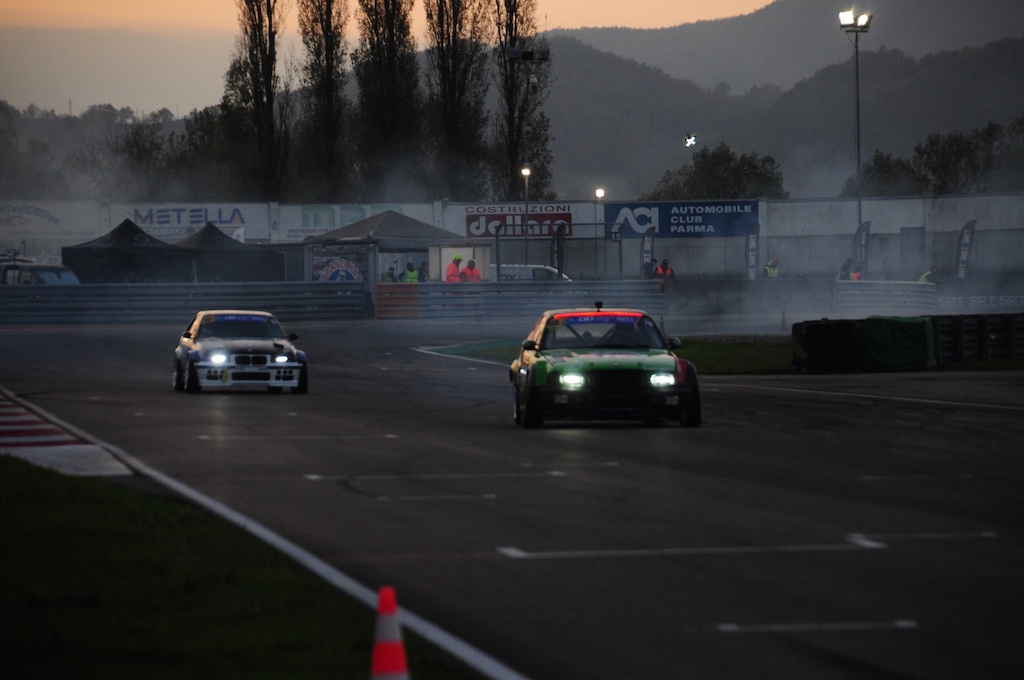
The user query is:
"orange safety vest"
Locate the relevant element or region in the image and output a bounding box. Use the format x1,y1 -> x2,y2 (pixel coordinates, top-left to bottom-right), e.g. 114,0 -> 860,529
461,266 -> 481,282
445,262 -> 462,282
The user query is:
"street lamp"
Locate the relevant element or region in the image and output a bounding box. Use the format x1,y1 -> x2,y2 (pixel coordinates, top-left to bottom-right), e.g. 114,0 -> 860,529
521,166 -> 531,265
839,9 -> 872,237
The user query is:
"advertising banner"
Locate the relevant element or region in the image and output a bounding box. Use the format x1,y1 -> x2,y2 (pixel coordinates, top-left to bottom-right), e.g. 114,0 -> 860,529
311,244 -> 370,282
112,203 -> 271,241
955,219 -> 977,278
278,204 -> 436,242
458,203 -> 580,238
854,220 -> 871,274
602,200 -> 758,238
746,223 -> 760,280
550,224 -> 567,274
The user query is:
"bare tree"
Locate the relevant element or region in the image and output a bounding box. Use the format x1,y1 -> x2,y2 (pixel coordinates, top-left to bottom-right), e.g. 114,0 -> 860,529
296,0 -> 351,200
351,0 -> 424,200
424,0 -> 493,200
490,0 -> 553,201
224,0 -> 292,200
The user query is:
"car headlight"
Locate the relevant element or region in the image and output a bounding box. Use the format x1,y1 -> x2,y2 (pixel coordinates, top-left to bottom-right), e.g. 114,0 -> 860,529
274,354 -> 290,363
209,352 -> 229,365
650,372 -> 676,387
559,373 -> 586,388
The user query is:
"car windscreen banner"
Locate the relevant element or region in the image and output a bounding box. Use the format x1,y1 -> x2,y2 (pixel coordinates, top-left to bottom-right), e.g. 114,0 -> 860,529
603,200 -> 758,239
955,219 -> 977,278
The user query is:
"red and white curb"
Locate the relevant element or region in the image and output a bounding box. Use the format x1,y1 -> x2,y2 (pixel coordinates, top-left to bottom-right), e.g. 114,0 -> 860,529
0,394 -> 132,477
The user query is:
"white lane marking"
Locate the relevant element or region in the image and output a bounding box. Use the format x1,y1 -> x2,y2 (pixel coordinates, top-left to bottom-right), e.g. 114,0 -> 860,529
519,461 -> 619,469
497,531 -> 997,560
377,494 -> 498,502
716,619 -> 918,633
712,381 -> 1024,411
198,434 -> 398,441
413,346 -> 505,366
497,534 -> 885,560
306,470 -> 566,482
860,473 -> 974,481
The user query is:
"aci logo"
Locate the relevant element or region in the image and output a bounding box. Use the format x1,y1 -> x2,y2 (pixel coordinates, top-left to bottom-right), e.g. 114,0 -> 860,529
614,206 -> 659,235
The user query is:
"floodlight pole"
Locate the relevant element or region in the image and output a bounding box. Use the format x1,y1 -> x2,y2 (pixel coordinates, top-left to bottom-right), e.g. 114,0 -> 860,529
840,10 -> 872,234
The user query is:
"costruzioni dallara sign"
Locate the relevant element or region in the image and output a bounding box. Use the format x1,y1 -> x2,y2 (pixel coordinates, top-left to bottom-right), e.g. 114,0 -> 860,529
604,201 -> 758,238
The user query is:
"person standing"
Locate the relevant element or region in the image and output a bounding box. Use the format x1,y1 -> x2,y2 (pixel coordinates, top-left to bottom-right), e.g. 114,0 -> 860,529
763,257 -> 779,278
838,257 -> 853,280
445,254 -> 463,282
460,259 -> 482,282
400,262 -> 419,282
654,258 -> 674,290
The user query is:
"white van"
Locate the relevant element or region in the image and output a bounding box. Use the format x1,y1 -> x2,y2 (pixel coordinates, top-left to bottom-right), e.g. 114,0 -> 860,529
490,264 -> 571,282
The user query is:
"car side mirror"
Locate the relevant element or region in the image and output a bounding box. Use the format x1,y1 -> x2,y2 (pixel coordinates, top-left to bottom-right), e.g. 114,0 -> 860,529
521,339 -> 538,351
668,337 -> 682,348
288,332 -> 299,340
181,331 -> 192,340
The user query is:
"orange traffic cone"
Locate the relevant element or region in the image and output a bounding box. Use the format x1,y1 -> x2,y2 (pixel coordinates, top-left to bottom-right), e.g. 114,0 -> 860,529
370,586 -> 409,680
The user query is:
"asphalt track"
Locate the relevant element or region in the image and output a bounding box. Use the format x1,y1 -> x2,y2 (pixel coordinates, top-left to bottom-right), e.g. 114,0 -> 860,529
3,316 -> 1024,679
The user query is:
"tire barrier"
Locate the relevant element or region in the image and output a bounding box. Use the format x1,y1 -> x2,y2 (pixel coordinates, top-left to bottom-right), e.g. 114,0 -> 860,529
792,313 -> 1023,373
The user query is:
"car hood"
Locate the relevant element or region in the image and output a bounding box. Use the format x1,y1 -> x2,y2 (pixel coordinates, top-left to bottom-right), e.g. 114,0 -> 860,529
542,348 -> 677,370
196,338 -> 296,353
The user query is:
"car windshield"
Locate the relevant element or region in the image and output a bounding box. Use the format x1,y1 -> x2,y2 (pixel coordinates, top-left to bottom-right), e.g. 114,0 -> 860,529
197,315 -> 284,340
541,313 -> 666,350
35,268 -> 80,284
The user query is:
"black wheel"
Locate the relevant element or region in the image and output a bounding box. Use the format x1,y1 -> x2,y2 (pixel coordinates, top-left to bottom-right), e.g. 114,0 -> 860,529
291,365 -> 308,394
522,386 -> 544,428
172,359 -> 184,391
184,358 -> 201,393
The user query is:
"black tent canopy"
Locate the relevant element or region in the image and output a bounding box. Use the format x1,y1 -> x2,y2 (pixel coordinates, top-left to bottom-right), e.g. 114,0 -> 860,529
175,223 -> 284,282
62,219 -> 194,283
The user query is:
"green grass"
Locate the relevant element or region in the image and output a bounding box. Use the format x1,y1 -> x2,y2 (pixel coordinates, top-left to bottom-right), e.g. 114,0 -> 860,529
0,456 -> 480,680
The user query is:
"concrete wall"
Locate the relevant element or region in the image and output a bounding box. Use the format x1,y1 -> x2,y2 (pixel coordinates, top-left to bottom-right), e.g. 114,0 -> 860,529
3,193 -> 1022,281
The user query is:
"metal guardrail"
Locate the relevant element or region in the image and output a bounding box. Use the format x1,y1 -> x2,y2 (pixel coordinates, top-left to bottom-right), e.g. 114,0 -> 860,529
832,280 -> 938,315
373,281 -> 667,319
1,280 -> 666,325
0,282 -> 370,324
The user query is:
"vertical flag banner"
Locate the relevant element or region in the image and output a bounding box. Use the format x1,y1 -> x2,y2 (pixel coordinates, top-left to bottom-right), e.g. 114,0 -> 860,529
746,223 -> 760,280
550,224 -> 567,275
955,219 -> 977,278
854,220 -> 871,274
641,227 -> 655,271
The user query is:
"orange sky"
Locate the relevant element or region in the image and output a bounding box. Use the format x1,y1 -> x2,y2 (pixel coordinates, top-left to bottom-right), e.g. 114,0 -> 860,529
0,0 -> 775,114
0,0 -> 773,34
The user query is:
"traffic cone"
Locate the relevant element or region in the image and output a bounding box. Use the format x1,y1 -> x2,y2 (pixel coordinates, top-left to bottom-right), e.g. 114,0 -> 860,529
370,586 -> 410,680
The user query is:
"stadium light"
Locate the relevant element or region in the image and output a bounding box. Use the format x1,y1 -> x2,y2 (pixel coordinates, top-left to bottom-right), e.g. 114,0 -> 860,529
839,9 -> 872,237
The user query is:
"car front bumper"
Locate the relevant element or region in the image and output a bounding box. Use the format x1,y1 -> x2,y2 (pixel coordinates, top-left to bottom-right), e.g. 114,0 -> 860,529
540,386 -> 694,421
194,362 -> 303,389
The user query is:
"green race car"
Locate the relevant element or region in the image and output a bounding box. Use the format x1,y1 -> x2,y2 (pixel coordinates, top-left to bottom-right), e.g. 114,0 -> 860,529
510,303 -> 701,428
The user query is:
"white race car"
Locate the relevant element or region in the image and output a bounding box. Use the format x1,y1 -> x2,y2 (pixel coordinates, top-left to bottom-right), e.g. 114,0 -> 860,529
172,310 -> 308,393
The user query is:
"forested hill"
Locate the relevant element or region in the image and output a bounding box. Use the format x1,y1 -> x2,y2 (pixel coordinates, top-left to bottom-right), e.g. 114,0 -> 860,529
546,35 -> 1024,199
545,0 -> 1024,94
